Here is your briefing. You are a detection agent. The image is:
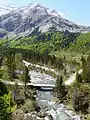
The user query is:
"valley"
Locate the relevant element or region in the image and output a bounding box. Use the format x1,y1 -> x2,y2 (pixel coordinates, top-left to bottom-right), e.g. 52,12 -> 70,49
0,2 -> 90,120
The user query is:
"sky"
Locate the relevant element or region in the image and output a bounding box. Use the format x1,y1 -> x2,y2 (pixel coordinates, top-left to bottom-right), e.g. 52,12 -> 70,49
0,0 -> 90,26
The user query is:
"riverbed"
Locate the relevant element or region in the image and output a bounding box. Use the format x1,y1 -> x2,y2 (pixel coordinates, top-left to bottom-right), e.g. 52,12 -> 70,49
29,70 -> 81,120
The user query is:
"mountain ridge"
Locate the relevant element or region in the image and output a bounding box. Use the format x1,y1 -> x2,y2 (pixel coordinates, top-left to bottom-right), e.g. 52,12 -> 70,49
0,3 -> 90,38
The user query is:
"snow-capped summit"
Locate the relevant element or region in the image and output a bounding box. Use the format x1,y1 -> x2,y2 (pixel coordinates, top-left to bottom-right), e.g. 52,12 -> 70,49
0,4 -> 17,16
0,3 -> 90,38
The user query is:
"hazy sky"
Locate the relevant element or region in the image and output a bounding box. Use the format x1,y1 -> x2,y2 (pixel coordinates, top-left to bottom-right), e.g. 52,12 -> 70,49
0,0 -> 90,26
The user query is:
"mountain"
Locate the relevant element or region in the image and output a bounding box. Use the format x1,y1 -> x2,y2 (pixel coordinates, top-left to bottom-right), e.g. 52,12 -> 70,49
0,3 -> 90,38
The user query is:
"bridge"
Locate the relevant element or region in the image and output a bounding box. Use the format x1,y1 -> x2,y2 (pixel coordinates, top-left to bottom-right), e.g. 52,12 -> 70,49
1,68 -> 83,89
27,83 -> 55,88
27,83 -> 55,90
2,80 -> 55,88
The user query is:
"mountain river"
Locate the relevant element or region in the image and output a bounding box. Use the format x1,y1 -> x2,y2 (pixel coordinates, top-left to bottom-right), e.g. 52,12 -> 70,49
29,71 -> 81,120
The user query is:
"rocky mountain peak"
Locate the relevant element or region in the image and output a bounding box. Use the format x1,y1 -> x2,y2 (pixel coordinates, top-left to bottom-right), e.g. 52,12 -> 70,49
0,3 -> 90,38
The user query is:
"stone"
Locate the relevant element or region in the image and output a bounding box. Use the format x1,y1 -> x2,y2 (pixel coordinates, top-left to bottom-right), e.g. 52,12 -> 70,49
12,109 -> 24,120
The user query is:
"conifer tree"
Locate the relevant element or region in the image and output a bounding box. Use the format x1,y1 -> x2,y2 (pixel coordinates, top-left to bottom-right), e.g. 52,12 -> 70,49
55,75 -> 66,99
24,66 -> 30,98
82,54 -> 90,82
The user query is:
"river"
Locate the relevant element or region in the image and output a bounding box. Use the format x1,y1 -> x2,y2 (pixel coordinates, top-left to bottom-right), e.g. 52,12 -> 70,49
36,89 -> 81,120
29,71 -> 81,120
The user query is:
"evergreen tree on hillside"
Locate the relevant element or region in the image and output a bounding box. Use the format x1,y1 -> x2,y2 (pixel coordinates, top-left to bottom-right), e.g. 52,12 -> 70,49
15,53 -> 23,70
24,66 -> 30,98
1,56 -> 14,81
85,54 -> 90,82
73,83 -> 90,113
82,54 -> 90,82
14,53 -> 25,82
13,82 -> 25,106
81,56 -> 86,69
76,72 -> 82,83
55,75 -> 66,99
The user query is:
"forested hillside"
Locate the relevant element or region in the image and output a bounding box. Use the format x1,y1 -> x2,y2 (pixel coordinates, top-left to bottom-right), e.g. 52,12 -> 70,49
1,31 -> 90,55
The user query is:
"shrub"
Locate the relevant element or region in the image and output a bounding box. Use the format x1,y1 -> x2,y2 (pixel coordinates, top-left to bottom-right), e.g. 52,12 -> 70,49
22,100 -> 36,113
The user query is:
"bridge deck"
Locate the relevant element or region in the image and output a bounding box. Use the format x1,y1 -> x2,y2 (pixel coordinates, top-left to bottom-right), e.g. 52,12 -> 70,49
2,80 -> 55,88
27,83 -> 55,88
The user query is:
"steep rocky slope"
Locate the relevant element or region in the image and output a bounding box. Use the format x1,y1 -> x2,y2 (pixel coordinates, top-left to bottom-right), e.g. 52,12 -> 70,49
0,3 -> 90,38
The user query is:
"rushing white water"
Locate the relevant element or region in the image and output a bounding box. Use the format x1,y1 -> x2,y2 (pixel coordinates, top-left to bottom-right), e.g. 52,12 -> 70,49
29,71 -> 55,84
36,89 -> 80,120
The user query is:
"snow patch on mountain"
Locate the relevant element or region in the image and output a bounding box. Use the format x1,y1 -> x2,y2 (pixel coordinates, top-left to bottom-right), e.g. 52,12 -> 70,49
47,9 -> 60,17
